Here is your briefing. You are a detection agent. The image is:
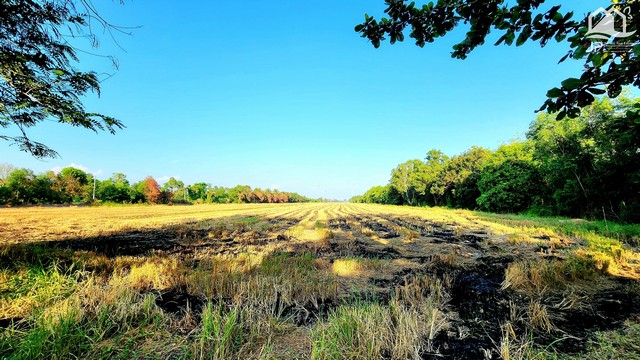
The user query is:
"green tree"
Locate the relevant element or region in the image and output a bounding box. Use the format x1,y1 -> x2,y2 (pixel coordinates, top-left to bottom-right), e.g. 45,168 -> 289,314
189,182 -> 209,202
423,149 -> 449,205
31,172 -> 60,204
111,173 -> 129,187
161,176 -> 186,201
430,146 -> 492,208
162,177 -> 184,193
529,96 -> 640,221
357,0 -> 640,118
98,177 -> 130,203
6,168 -> 35,204
477,160 -> 542,213
390,159 -> 429,205
206,186 -> 227,204
349,195 -> 364,203
476,141 -> 542,213
361,185 -> 401,204
1,0 -> 125,158
58,167 -> 90,203
130,180 -> 147,203
0,186 -> 9,204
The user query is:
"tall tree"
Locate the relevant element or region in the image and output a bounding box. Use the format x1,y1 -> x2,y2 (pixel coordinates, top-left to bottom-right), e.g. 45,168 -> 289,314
5,168 -> 35,204
0,164 -> 15,185
58,166 -> 90,202
111,173 -> 129,187
423,149 -> 449,205
1,0 -> 126,158
357,0 -> 640,118
188,182 -> 209,201
529,96 -> 640,221
430,146 -> 492,208
143,177 -> 162,204
390,159 -> 429,206
97,173 -> 130,203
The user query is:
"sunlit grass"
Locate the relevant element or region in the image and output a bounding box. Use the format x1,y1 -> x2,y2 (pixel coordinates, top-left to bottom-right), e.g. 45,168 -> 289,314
1,203 -> 639,358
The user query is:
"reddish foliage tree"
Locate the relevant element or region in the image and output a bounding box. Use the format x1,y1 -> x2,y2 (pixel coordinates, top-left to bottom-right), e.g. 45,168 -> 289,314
244,190 -> 256,203
254,190 -> 265,203
144,177 -> 162,204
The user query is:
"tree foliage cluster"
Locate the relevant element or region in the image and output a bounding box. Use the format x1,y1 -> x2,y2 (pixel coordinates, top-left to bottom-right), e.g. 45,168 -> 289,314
0,167 -> 311,206
352,95 -> 640,223
1,0 -> 126,158
357,0 -> 640,119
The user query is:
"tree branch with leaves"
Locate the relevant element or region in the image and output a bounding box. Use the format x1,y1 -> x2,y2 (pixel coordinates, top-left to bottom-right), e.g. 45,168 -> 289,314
0,0 -> 129,158
356,0 -> 640,119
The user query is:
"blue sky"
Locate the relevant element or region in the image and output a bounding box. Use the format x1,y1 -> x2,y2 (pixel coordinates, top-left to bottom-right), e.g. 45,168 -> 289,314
3,0 -> 605,200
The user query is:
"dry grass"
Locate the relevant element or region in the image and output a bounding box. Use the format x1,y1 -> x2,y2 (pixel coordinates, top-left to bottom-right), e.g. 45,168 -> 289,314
501,256 -> 604,294
0,203 -> 303,245
1,203 -> 639,359
311,300 -> 430,360
526,300 -> 553,333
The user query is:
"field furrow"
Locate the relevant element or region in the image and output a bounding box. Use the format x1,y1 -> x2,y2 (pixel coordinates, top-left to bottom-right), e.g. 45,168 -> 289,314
1,203 -> 639,359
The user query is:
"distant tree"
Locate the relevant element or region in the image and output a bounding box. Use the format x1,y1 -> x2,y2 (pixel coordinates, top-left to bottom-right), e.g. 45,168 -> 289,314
390,159 -> 429,206
242,188 -> 257,203
0,164 -> 16,185
360,185 -> 401,204
228,185 -> 250,204
32,172 -> 60,204
111,173 -> 129,187
98,178 -> 130,203
0,186 -> 9,204
350,195 -> 364,203
476,141 -> 542,213
188,182 -> 209,202
130,181 -> 147,203
423,149 -> 449,205
265,190 -> 274,204
357,0 -> 640,119
158,176 -> 184,202
430,146 -> 492,208
143,177 -> 162,204
6,168 -> 35,204
58,167 -> 90,203
254,188 -> 266,203
162,177 -> 184,193
208,186 -> 229,204
486,141 -> 535,166
1,0 -> 126,158
477,160 -> 542,213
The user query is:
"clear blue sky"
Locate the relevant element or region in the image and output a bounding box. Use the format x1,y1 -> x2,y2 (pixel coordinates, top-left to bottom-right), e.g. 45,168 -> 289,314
3,0 -> 605,200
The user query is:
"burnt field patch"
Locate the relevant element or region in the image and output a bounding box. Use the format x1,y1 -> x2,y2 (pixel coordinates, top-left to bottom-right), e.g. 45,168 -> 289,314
1,203 -> 639,359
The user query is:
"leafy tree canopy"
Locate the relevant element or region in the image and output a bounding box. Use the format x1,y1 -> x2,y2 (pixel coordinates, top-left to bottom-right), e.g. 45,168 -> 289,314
356,0 -> 640,118
1,0 -> 126,158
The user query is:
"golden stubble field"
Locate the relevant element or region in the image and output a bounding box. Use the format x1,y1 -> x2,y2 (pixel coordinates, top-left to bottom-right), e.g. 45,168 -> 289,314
1,203 -> 639,359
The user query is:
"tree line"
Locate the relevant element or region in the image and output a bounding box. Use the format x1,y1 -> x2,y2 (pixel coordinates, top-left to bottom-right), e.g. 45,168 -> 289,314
351,95 -> 640,223
0,167 -> 311,205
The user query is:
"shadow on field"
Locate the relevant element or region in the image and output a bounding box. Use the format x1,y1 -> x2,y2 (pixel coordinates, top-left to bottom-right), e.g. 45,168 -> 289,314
0,215 -> 300,259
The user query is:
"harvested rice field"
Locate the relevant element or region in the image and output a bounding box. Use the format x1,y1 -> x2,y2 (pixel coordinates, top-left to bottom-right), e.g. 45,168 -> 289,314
1,203 -> 639,359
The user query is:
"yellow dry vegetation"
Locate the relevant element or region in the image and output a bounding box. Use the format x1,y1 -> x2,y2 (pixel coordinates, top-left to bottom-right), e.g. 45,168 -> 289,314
0,202 -> 639,359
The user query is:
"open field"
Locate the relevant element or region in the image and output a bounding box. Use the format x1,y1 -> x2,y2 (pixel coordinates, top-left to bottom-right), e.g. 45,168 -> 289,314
1,203 -> 639,359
